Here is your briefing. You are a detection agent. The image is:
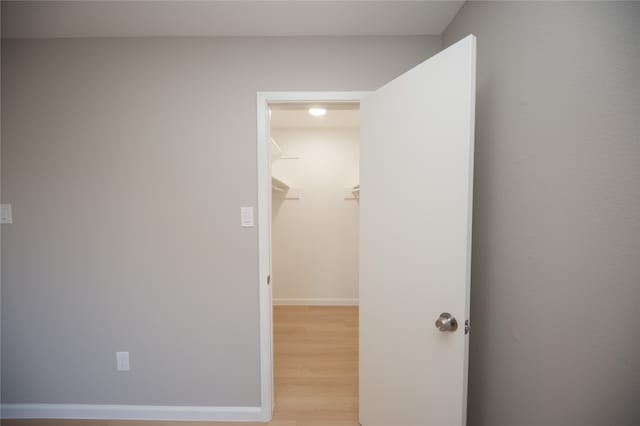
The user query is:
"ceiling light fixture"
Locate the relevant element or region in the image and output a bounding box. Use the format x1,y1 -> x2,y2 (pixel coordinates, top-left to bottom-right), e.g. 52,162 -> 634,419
308,107 -> 327,117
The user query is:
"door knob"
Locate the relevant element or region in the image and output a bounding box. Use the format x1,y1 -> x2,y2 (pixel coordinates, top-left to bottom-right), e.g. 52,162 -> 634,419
435,312 -> 458,332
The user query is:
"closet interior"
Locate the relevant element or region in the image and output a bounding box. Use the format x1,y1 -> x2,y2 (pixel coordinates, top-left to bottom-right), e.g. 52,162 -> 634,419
268,102 -> 360,422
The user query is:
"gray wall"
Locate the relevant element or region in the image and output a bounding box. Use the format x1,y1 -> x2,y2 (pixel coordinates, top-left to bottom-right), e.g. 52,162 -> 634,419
444,2 -> 640,425
0,36 -> 441,405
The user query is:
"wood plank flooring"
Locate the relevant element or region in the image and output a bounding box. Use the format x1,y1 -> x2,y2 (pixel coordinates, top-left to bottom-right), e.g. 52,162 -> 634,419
272,306 -> 359,424
2,306 -> 359,426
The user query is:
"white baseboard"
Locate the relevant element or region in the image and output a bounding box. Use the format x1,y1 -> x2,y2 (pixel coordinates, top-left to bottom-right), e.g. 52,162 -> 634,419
0,403 -> 267,422
273,298 -> 359,306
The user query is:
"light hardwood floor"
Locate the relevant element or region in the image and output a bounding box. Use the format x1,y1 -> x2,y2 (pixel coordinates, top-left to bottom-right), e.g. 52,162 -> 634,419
2,306 -> 359,426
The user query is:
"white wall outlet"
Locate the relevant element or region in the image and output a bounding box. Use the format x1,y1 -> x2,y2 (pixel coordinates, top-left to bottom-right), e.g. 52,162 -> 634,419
240,206 -> 254,227
116,351 -> 130,371
1,204 -> 13,224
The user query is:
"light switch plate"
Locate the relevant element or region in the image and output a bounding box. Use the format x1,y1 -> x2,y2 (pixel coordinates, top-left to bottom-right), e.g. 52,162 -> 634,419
1,204 -> 12,224
116,352 -> 130,371
240,207 -> 254,227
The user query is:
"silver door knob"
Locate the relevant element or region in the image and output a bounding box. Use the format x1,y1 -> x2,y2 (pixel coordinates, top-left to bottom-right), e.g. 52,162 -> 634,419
435,312 -> 458,332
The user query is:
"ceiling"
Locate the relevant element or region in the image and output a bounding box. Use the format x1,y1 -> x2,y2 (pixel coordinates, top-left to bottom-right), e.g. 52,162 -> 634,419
1,1 -> 464,39
271,103 -> 360,130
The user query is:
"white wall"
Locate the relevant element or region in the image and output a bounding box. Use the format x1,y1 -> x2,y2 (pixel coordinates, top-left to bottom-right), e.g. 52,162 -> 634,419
444,2 -> 640,425
271,127 -> 359,305
0,36 -> 441,411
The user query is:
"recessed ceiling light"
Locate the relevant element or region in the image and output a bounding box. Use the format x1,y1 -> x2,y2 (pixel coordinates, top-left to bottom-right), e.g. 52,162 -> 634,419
308,107 -> 327,117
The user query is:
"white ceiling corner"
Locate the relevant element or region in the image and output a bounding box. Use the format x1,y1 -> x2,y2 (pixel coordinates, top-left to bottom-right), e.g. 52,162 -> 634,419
1,1 -> 465,39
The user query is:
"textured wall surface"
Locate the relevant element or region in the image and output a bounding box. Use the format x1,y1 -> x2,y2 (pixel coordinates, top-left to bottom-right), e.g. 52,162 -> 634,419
271,127 -> 360,303
444,2 -> 640,425
1,35 -> 441,406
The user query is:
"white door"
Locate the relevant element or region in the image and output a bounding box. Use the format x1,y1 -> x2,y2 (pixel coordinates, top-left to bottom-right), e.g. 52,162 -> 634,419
359,35 -> 476,426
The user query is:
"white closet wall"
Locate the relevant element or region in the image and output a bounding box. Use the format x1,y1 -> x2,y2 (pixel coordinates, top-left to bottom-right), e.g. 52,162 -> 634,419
272,128 -> 359,305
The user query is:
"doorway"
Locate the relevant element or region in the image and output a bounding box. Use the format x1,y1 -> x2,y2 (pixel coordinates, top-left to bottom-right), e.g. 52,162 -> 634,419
257,36 -> 475,425
256,92 -> 369,422
270,101 -> 360,421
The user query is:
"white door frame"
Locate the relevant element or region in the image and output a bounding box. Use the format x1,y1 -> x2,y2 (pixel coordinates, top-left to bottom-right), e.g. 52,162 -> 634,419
256,91 -> 370,421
